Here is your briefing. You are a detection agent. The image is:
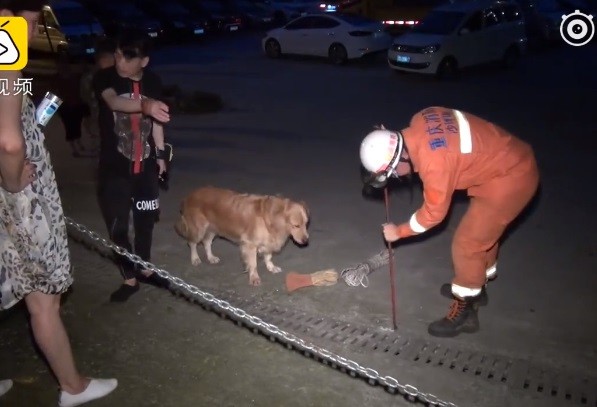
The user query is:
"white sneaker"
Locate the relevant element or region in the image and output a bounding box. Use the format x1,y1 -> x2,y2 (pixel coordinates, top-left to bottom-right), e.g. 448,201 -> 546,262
58,378 -> 118,407
0,379 -> 13,397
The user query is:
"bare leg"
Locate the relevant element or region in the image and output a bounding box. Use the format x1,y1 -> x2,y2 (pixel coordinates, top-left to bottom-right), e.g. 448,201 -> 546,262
263,252 -> 281,274
24,292 -> 88,395
241,244 -> 260,286
202,232 -> 220,264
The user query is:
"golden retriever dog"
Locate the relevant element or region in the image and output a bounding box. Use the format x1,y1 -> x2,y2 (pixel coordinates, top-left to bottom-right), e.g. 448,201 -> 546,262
174,186 -> 310,286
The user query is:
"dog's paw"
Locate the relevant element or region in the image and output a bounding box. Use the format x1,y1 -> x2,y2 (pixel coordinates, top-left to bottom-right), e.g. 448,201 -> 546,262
191,256 -> 201,266
249,274 -> 261,286
266,264 -> 282,274
207,255 -> 220,264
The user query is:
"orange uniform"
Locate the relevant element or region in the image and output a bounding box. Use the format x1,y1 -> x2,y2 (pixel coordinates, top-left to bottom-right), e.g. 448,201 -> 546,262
394,107 -> 539,291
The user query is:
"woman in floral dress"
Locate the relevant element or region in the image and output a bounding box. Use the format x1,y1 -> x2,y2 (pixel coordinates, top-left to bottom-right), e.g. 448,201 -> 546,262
0,1 -> 117,405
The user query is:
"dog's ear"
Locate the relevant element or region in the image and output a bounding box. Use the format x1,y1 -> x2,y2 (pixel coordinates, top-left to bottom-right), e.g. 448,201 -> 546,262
260,196 -> 285,229
298,200 -> 309,218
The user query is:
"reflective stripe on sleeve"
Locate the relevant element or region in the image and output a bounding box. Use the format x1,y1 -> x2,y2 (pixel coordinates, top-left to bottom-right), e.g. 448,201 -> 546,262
409,213 -> 427,233
453,109 -> 472,154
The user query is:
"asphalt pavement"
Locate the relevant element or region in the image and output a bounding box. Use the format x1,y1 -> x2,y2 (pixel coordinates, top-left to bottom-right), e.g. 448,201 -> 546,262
2,30 -> 596,407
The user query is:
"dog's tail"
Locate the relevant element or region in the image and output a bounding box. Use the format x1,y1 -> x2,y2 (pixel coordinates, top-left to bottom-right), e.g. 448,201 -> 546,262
174,214 -> 189,239
174,202 -> 192,240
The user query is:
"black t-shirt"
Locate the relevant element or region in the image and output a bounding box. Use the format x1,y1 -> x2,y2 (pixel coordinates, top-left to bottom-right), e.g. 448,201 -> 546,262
93,66 -> 163,178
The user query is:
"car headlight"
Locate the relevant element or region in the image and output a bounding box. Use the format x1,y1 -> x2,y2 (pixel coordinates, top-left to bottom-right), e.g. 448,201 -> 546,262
421,44 -> 440,54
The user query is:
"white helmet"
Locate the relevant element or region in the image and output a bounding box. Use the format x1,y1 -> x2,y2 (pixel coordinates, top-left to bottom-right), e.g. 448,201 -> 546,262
360,129 -> 404,187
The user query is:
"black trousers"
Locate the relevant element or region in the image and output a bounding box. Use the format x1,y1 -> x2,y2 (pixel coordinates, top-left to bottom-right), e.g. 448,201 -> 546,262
97,167 -> 159,280
59,103 -> 89,142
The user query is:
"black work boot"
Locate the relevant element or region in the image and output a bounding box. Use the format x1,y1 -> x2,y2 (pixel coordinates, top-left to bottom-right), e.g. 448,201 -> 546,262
428,296 -> 480,337
440,283 -> 489,306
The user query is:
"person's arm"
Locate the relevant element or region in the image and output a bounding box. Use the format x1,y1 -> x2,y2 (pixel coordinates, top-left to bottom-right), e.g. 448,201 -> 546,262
100,88 -> 170,123
152,121 -> 166,175
92,67 -> 170,122
149,71 -> 167,176
79,71 -> 93,106
394,157 -> 458,239
0,71 -> 27,192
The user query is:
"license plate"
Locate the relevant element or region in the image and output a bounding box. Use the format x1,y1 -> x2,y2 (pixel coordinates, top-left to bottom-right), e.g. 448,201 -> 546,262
230,25 -> 239,31
194,28 -> 204,34
397,55 -> 410,63
148,32 -> 158,37
86,48 -> 95,54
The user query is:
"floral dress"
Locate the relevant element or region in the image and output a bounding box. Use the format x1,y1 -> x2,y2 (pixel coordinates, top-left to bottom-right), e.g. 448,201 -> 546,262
0,95 -> 72,310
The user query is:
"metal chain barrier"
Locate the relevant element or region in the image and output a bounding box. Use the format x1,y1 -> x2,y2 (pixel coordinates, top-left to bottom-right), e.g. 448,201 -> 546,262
65,216 -> 458,407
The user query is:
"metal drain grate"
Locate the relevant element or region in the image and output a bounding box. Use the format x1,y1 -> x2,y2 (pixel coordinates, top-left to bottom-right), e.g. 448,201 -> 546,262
67,237 -> 595,406
217,294 -> 597,407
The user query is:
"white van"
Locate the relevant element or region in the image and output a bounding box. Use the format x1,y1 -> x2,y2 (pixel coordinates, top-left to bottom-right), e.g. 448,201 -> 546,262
29,9 -> 69,57
30,1 -> 105,59
387,0 -> 528,78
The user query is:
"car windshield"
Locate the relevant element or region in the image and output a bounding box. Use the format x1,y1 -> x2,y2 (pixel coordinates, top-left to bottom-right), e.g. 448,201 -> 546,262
53,6 -> 96,25
411,10 -> 466,35
201,0 -> 227,12
334,13 -> 377,26
236,0 -> 262,12
109,4 -> 146,18
159,2 -> 190,15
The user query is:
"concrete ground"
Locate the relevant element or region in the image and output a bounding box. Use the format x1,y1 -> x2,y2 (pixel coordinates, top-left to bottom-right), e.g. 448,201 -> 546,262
1,31 -> 596,407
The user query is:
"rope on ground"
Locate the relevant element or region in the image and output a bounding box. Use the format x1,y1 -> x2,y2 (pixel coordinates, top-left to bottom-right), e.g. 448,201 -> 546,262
340,249 -> 390,288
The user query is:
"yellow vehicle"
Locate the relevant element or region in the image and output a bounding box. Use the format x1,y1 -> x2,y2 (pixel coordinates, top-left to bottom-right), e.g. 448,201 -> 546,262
317,0 -> 445,34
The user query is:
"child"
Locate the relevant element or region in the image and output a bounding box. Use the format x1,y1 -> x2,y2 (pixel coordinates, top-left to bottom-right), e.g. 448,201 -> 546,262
80,36 -> 117,152
92,32 -> 172,302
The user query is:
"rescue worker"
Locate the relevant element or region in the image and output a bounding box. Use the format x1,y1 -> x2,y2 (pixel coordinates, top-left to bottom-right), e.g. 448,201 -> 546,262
359,106 -> 539,337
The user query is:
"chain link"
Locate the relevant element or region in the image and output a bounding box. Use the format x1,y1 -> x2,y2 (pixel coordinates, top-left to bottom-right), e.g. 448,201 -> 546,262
65,216 -> 458,407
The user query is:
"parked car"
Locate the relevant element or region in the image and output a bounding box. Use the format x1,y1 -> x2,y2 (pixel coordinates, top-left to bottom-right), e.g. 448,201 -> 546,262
223,0 -> 276,29
387,0 -> 528,79
29,13 -> 69,58
130,0 -> 210,41
79,0 -> 164,41
40,0 -> 104,58
262,13 -> 393,64
532,0 -> 595,43
259,0 -> 323,24
177,0 -> 243,33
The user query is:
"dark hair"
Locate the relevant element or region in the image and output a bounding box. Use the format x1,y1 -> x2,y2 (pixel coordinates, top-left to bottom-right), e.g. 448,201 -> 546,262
94,36 -> 116,58
0,0 -> 44,13
117,31 -> 152,59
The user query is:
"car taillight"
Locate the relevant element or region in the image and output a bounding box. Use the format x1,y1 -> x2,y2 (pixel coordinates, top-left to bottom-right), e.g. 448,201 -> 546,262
382,20 -> 418,25
349,30 -> 372,37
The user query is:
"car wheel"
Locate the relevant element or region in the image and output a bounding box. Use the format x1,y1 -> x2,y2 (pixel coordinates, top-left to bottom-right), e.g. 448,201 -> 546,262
265,39 -> 282,59
501,46 -> 519,69
328,43 -> 348,65
436,57 -> 458,80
